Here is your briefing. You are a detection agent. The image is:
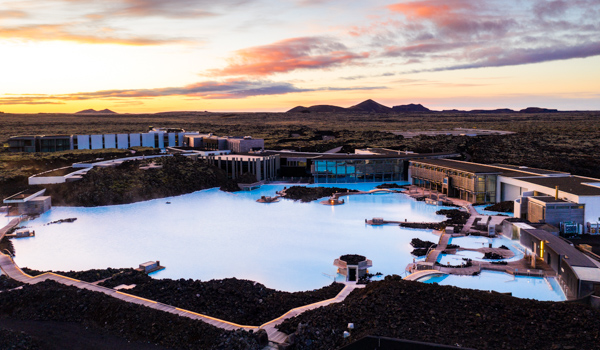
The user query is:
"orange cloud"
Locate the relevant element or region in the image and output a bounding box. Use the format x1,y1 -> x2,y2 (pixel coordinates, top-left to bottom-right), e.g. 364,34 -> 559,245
209,37 -> 369,77
387,1 -> 471,19
0,24 -> 188,46
0,79 -> 385,105
0,10 -> 28,19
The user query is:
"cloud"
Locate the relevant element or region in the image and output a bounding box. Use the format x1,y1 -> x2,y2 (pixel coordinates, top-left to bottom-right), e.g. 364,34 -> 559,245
407,41 -> 600,73
65,0 -> 253,19
533,0 -> 569,18
383,42 -> 472,58
388,0 -> 515,39
208,37 -> 369,77
0,24 -> 188,46
0,79 -> 385,104
0,10 -> 28,19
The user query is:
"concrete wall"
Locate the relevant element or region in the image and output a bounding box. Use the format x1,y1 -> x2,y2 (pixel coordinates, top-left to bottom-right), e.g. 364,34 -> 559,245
168,133 -> 176,147
130,133 -> 141,147
90,135 -> 103,149
104,134 -> 116,149
157,132 -> 165,149
500,182 -> 524,202
77,135 -> 90,150
580,196 -> 600,233
141,133 -> 154,148
117,134 -> 129,149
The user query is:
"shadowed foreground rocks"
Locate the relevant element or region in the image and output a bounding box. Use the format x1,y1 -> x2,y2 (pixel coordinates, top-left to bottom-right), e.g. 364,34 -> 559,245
0,275 -> 24,291
0,281 -> 262,350
277,276 -> 600,350
99,270 -> 344,325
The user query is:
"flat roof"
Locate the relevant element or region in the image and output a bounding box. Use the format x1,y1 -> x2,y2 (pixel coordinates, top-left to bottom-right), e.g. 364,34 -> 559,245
523,229 -> 597,268
515,176 -> 600,197
265,150 -> 459,160
208,154 -> 269,161
410,159 -> 506,174
492,164 -> 570,176
316,152 -> 459,160
571,266 -> 600,283
513,222 -> 535,230
528,196 -> 569,204
410,159 -> 586,179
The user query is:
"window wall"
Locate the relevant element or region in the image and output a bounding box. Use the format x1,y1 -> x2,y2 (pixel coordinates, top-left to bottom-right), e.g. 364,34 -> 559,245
312,159 -> 404,183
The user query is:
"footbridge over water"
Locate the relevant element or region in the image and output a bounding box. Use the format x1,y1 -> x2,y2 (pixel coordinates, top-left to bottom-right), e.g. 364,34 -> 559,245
404,270 -> 448,281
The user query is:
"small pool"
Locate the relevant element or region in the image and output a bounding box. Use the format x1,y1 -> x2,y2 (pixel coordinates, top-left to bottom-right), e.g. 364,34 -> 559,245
449,235 -> 524,262
420,270 -> 566,301
438,251 -> 484,265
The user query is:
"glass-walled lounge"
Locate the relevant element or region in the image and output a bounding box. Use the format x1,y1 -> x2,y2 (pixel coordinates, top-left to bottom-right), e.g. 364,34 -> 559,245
312,159 -> 405,183
410,161 -> 498,203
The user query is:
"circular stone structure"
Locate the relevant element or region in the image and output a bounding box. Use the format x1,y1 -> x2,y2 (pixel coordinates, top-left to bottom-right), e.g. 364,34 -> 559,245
334,254 -> 372,282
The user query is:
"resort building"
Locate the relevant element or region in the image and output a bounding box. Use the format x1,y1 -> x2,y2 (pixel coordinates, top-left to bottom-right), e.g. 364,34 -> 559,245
3,188 -> 51,215
409,159 -> 600,234
8,135 -> 73,153
517,227 -> 600,299
190,154 -> 280,182
8,129 -> 265,154
264,150 -> 461,183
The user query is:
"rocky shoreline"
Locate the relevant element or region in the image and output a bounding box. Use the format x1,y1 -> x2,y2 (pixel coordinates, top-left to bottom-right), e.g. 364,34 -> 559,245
484,201 -> 514,213
277,277 -> 600,350
0,280 -> 262,350
44,155 -> 243,207
96,270 -> 344,325
0,275 -> 23,292
280,186 -> 359,202
401,209 -> 470,232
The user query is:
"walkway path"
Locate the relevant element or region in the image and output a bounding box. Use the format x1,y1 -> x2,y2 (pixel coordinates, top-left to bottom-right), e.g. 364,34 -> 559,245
260,282 -> 364,343
0,249 -> 362,344
404,269 -> 448,281
425,234 -> 450,264
0,218 -> 21,241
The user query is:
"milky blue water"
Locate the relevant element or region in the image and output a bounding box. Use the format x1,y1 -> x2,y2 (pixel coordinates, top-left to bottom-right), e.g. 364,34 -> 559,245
12,183 -> 447,292
447,235 -> 525,262
421,271 -> 565,301
7,183 -> 565,300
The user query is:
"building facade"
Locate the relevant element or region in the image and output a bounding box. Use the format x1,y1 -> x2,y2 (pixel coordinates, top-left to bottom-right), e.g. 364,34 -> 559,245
409,160 -> 499,203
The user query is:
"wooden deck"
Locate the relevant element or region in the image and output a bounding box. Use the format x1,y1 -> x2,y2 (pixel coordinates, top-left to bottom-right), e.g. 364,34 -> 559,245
404,269 -> 448,281
0,218 -> 21,241
425,233 -> 450,263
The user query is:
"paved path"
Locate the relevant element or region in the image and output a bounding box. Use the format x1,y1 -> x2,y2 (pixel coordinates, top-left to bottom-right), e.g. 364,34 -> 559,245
0,249 -> 363,344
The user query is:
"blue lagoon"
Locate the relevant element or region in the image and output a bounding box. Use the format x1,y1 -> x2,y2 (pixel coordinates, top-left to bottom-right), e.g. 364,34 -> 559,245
9,183 -> 566,300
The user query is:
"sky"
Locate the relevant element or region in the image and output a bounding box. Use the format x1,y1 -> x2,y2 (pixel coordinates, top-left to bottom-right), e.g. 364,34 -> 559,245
0,0 -> 599,113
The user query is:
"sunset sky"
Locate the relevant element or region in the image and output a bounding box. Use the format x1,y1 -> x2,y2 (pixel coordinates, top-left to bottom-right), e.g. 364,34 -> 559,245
1,0 -> 599,113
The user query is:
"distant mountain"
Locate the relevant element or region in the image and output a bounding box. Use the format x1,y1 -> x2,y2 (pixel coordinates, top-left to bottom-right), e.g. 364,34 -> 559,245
75,109 -> 117,114
288,99 -> 394,113
287,105 -> 347,113
467,108 -> 516,114
520,107 -> 559,113
392,103 -> 430,112
347,99 -> 393,113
